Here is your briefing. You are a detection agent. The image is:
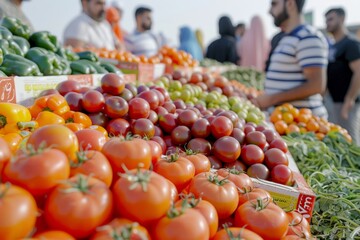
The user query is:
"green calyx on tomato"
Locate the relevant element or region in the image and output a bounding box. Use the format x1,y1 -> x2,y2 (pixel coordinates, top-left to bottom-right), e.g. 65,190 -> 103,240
207,173 -> 229,186
22,142 -> 47,156
252,197 -> 271,211
227,166 -> 245,175
104,223 -> 139,240
119,167 -> 151,192
70,151 -> 92,168
64,174 -> 92,194
223,224 -> 246,240
0,182 -> 11,199
184,146 -> 199,156
178,193 -> 200,209
166,204 -> 188,219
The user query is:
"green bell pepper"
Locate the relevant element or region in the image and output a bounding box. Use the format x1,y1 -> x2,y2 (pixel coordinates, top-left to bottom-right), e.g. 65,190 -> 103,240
56,47 -> 79,61
70,59 -> 108,75
0,69 -> 7,77
0,26 -> 13,40
77,51 -> 99,62
0,48 -> 3,65
0,39 -> 24,56
100,62 -> 122,74
12,36 -> 30,55
0,53 -> 42,76
29,31 -> 59,52
56,54 -> 71,75
25,47 -> 70,76
0,17 -> 31,40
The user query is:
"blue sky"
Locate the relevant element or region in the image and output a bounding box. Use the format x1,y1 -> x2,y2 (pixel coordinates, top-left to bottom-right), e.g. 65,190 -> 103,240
23,0 -> 360,47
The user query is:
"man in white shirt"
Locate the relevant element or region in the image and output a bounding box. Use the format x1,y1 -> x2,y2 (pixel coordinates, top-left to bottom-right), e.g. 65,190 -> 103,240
125,6 -> 161,57
63,0 -> 119,50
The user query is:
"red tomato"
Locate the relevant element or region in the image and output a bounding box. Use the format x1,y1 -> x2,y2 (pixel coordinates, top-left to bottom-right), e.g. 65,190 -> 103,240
238,187 -> 272,206
75,128 -> 107,151
102,138 -> 151,177
175,197 -> 218,238
264,148 -> 289,169
213,136 -> 241,163
82,90 -> 105,113
188,172 -> 239,219
286,211 -> 311,238
27,124 -> 79,160
90,218 -> 150,240
0,138 -> 11,173
3,148 -> 70,196
112,169 -> 171,225
208,155 -> 223,169
146,139 -> 163,166
0,184 -> 37,240
70,150 -> 113,187
240,144 -> 264,165
217,168 -> 253,191
183,152 -> 211,175
234,199 -> 289,240
213,227 -> 264,240
131,118 -> 155,138
44,175 -> 113,239
210,116 -> 233,139
269,139 -> 288,153
153,207 -> 209,240
103,96 -> 129,119
34,230 -> 75,240
153,154 -> 195,192
101,73 -> 125,95
166,178 -> 179,202
128,98 -> 151,119
271,165 -> 294,186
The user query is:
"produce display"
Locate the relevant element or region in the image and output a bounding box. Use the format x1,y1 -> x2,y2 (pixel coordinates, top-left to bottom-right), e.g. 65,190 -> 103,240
222,67 -> 265,91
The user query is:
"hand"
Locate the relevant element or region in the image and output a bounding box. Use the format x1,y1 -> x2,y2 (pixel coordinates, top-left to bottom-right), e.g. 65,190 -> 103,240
341,98 -> 355,119
251,94 -> 274,110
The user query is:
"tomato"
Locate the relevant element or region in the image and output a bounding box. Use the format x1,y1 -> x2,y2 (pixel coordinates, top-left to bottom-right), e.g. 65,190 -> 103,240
128,98 -> 151,119
264,148 -> 289,169
148,110 -> 159,124
210,116 -> 233,139
151,136 -> 167,155
238,187 -> 271,206
187,138 -> 212,156
230,128 -> 245,145
246,131 -> 267,149
234,198 -> 289,240
223,160 -> 247,171
271,165 -> 294,186
113,169 -> 171,225
188,172 -> 239,219
281,236 -> 307,240
131,118 -> 155,138
82,90 -> 105,113
183,152 -> 211,175
27,124 -> 79,160
189,72 -> 203,84
0,137 -> 11,173
45,175 -> 113,239
217,110 -> 239,126
240,144 -> 264,166
177,109 -> 199,128
138,90 -> 160,110
0,184 -> 37,240
213,227 -> 264,240
163,101 -> 176,113
243,124 -> 256,135
286,211 -> 311,238
247,163 -> 270,180
269,139 -> 288,153
125,83 -> 138,96
91,218 -> 150,240
191,118 -> 211,139
75,129 -> 107,151
167,178 -> 179,202
208,155 -> 223,169
175,197 -> 218,238
153,154 -> 195,192
3,148 -> 70,196
104,96 -> 129,119
217,168 -> 253,191
262,129 -> 277,144
146,139 -> 163,166
56,80 -> 81,96
213,136 -> 241,163
106,118 -> 130,137
102,137 -> 151,177
64,92 -> 83,112
70,150 -> 113,187
171,125 -> 191,146
153,207 -> 209,240
158,113 -> 177,134
88,112 -> 109,127
152,89 -> 165,106
34,230 -> 75,240
101,73 -> 125,95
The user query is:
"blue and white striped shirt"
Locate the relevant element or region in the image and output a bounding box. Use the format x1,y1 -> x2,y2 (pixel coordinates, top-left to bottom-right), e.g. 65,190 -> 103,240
265,25 -> 328,117
125,30 -> 160,58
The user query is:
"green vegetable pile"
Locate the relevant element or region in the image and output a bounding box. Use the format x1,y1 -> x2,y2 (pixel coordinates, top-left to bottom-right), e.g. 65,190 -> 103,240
221,67 -> 265,91
283,132 -> 360,240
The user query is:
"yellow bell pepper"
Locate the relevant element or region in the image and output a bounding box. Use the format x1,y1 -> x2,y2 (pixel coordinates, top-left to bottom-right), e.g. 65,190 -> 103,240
0,103 -> 33,134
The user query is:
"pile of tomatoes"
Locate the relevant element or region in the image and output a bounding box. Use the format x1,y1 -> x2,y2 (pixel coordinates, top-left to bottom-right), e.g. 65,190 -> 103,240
0,73 -> 313,239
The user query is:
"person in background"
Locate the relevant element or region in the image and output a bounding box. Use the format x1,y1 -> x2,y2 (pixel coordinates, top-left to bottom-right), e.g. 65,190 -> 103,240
252,0 -> 328,118
234,22 -> 246,64
178,26 -> 203,61
63,0 -> 119,50
125,6 -> 161,58
238,15 -> 270,71
0,0 -> 34,31
205,15 -> 238,64
106,0 -> 126,44
325,7 -> 360,144
195,29 -> 205,57
265,30 -> 286,72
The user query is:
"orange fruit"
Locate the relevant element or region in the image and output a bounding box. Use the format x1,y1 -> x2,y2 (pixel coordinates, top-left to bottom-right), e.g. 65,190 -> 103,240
286,124 -> 300,134
274,120 -> 288,135
282,112 -> 294,124
306,119 -> 320,132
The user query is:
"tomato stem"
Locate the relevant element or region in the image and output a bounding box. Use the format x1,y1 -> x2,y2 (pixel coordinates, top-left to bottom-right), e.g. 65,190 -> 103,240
0,182 -> 11,199
120,167 -> 151,192
207,173 -> 229,186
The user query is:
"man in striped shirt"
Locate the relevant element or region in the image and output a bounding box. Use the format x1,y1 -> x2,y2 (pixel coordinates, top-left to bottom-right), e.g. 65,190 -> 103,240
252,0 -> 328,118
125,6 -> 161,58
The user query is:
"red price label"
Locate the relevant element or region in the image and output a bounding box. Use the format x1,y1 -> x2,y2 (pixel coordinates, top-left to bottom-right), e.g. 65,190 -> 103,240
0,77 -> 16,103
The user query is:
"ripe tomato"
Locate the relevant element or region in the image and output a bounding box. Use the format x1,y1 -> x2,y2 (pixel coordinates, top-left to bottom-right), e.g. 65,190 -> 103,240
106,118 -> 130,137
191,118 -> 211,138
128,98 -> 151,119
90,218 -> 150,240
286,211 -> 311,238
269,139 -> 289,153
264,148 -> 289,169
153,207 -> 209,240
171,125 -> 191,146
188,172 -> 239,219
153,154 -> 195,192
0,184 -> 37,240
27,124 -> 79,160
75,129 -> 107,151
0,137 -> 11,173
56,80 -> 81,96
213,136 -> 241,163
238,187 -> 271,206
247,163 -> 270,180
210,116 -> 233,139
213,227 -> 263,240
112,169 -> 171,225
166,178 -> 179,202
44,175 -> 113,239
187,138 -> 212,156
223,160 -> 247,172
158,113 -> 177,134
82,90 -> 105,113
208,155 -> 223,169
234,199 -> 289,240
240,144 -> 264,166
146,139 -> 163,166
177,109 -> 199,128
131,118 -> 155,138
271,165 -> 294,186
102,137 -> 151,177
34,230 -> 75,240
175,197 -> 218,238
183,152 -> 211,175
70,150 -> 113,187
151,136 -> 167,155
104,96 -> 129,119
3,148 -> 70,196
246,131 -> 267,150
101,73 -> 125,95
217,168 -> 253,191
137,90 -> 160,110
